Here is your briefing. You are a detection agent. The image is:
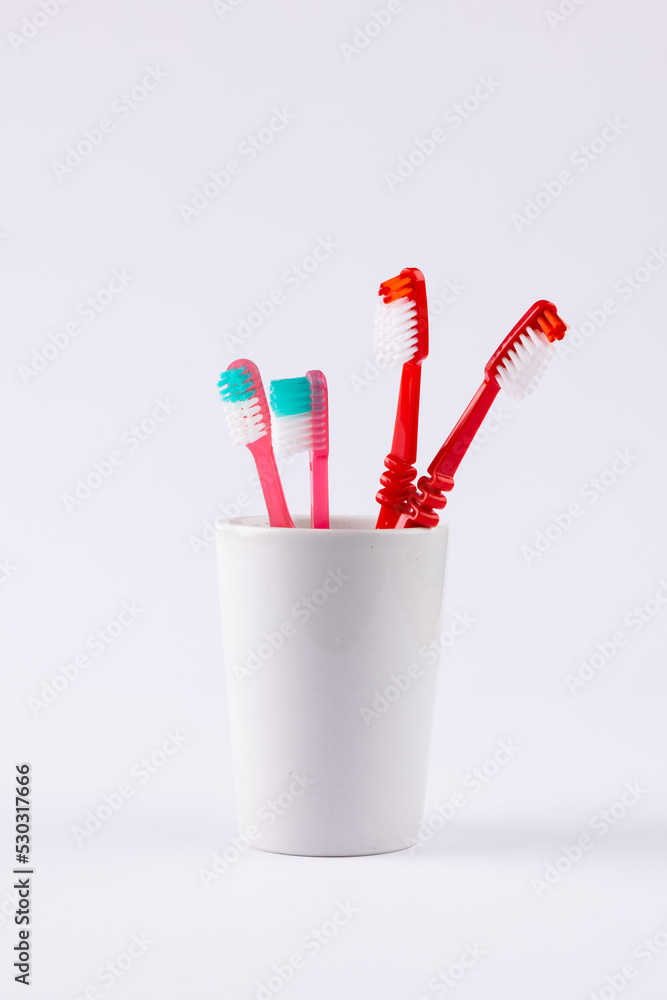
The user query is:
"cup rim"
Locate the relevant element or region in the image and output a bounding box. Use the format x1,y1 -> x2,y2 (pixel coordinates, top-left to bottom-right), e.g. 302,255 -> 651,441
216,514 -> 448,535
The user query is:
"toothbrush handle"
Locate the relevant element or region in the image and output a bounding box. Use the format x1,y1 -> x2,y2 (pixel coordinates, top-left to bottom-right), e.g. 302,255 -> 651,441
428,377 -> 500,479
376,454 -> 418,528
249,439 -> 295,528
397,378 -> 500,528
376,362 -> 422,528
310,451 -> 329,529
391,360 -> 422,459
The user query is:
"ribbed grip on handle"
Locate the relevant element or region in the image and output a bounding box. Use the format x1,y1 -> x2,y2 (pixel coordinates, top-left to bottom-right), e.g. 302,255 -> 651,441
376,454 -> 420,528
376,453 -> 418,508
401,471 -> 456,528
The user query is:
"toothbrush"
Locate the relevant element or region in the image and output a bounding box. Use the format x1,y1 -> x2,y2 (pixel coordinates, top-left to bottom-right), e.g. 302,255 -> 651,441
218,359 -> 294,528
373,267 -> 429,529
269,371 -> 329,529
394,300 -> 567,528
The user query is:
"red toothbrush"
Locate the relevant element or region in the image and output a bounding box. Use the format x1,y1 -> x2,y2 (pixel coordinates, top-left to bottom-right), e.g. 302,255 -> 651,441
395,300 -> 567,528
374,267 -> 429,529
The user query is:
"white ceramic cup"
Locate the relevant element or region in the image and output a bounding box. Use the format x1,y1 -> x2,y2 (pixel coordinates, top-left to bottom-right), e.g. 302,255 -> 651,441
216,514 -> 448,856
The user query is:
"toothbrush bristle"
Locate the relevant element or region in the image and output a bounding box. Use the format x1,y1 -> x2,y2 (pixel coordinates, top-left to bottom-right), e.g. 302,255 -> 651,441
270,376 -> 327,456
538,308 -> 567,342
374,268 -> 427,368
373,297 -> 419,368
270,377 -> 311,417
224,396 -> 267,445
218,363 -> 267,445
272,413 -> 314,456
487,301 -> 567,401
379,272 -> 414,304
495,326 -> 553,401
217,364 -> 255,404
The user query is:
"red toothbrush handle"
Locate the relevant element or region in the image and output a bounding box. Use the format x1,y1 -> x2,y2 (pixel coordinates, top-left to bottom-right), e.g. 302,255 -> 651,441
398,379 -> 500,528
391,359 -> 422,459
400,471 -> 455,528
376,362 -> 422,528
376,454 -> 419,528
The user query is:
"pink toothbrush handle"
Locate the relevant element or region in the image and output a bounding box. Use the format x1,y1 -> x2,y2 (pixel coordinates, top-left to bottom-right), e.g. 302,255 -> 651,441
248,439 -> 294,528
305,370 -> 329,530
310,451 -> 329,529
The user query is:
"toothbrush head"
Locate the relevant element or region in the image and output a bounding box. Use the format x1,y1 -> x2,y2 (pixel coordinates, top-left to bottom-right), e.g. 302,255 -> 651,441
269,371 -> 328,457
487,300 -> 567,402
373,266 -> 429,369
218,359 -> 269,446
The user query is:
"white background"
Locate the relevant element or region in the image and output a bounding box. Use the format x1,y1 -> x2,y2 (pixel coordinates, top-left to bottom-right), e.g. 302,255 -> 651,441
1,0 -> 666,997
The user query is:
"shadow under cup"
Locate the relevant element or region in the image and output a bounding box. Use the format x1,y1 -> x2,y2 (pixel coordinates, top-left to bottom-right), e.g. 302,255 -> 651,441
216,515 -> 448,857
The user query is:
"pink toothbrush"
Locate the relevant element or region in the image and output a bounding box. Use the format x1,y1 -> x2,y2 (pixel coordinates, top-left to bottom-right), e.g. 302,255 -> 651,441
269,371 -> 329,528
218,359 -> 294,528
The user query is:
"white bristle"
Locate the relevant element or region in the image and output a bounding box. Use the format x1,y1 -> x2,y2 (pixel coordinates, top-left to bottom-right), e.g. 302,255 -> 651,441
271,377 -> 328,457
272,412 -> 314,456
373,298 -> 419,369
272,411 -> 327,456
496,327 -> 553,401
224,396 -> 267,445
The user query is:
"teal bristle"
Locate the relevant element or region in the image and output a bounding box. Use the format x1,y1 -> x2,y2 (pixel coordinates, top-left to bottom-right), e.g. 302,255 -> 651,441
218,365 -> 255,404
269,377 -> 312,417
